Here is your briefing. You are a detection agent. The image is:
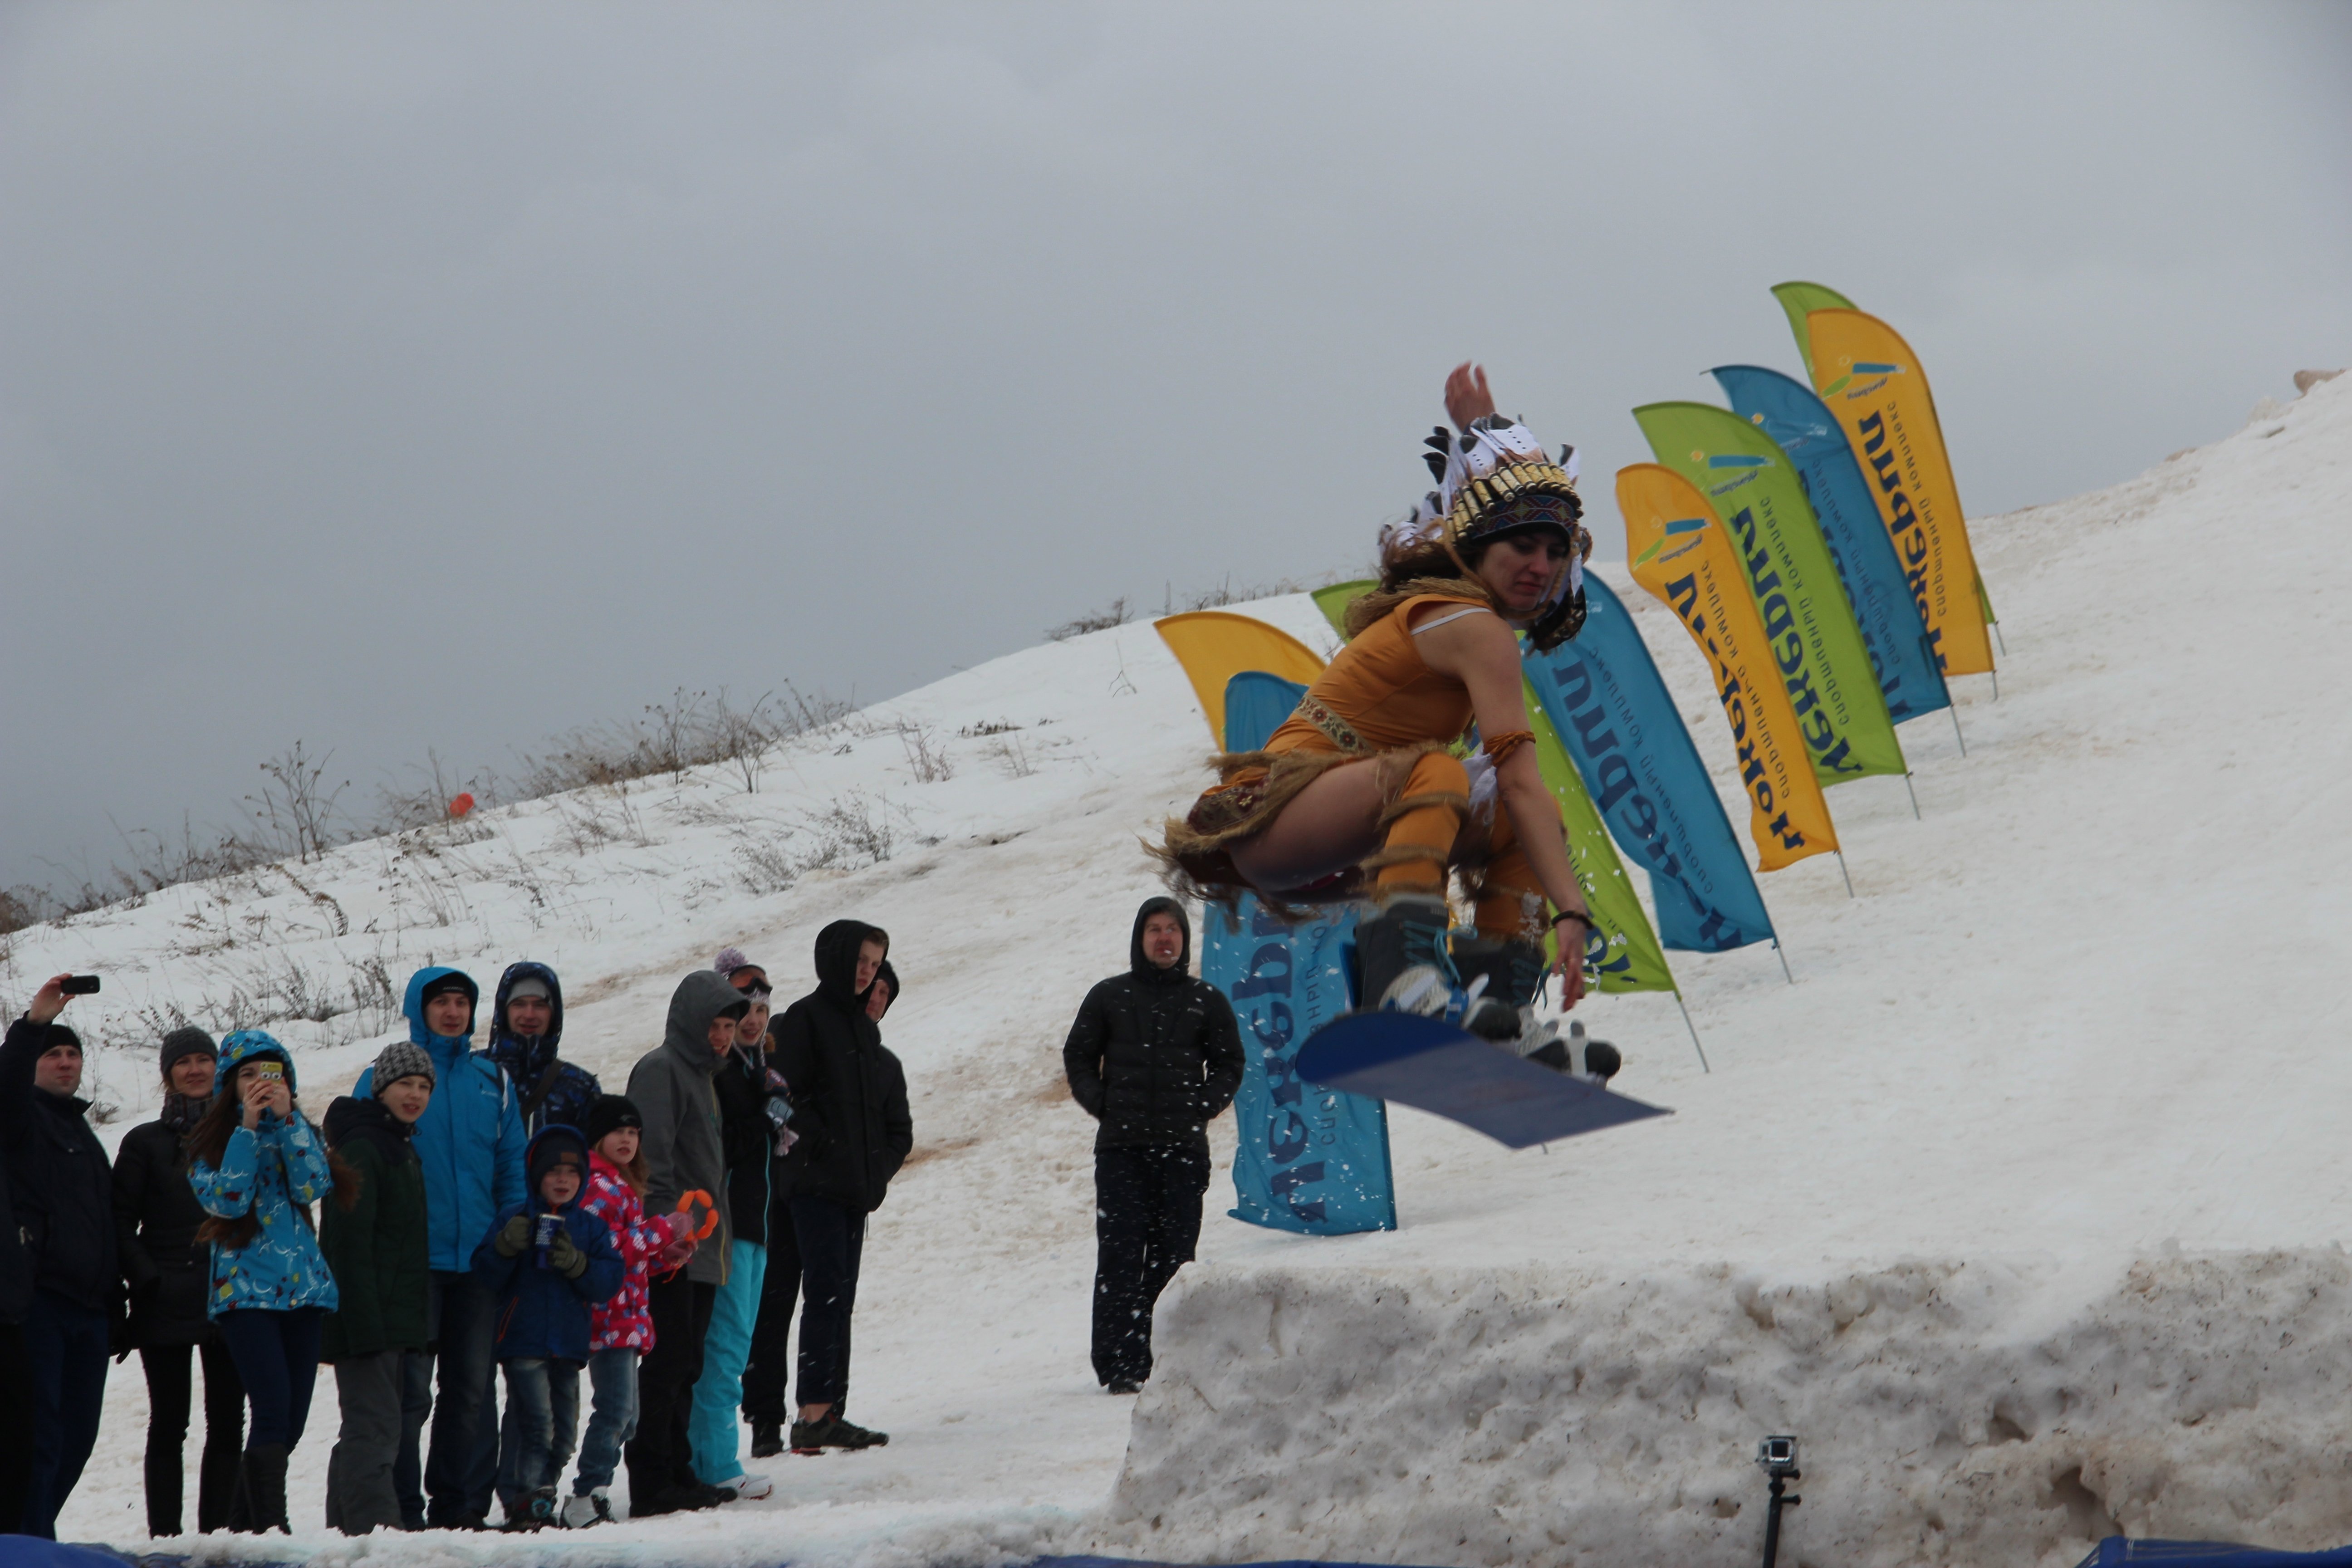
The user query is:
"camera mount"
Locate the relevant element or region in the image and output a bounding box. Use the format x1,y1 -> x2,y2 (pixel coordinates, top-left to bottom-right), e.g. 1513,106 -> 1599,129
1755,1436 -> 1801,1568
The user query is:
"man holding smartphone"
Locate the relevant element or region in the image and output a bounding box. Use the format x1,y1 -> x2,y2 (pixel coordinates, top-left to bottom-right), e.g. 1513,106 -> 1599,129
3,974 -> 118,1539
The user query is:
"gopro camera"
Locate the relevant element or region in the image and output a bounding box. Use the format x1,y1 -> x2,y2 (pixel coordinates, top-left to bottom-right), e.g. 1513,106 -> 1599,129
1757,1435 -> 1799,1476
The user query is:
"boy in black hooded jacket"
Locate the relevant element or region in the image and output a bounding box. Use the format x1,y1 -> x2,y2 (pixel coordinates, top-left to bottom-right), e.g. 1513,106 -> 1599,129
1062,897 -> 1244,1393
769,920 -> 911,1453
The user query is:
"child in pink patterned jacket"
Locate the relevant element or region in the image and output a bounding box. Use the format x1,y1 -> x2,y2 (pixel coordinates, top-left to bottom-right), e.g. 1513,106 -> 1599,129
561,1096 -> 710,1526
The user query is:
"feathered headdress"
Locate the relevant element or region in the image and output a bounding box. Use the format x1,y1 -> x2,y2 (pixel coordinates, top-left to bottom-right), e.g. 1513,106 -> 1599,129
1377,415 -> 1590,649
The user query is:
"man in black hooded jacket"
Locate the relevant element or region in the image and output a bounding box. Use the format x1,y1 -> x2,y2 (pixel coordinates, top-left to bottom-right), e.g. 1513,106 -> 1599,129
1062,897 -> 1244,1393
769,920 -> 911,1453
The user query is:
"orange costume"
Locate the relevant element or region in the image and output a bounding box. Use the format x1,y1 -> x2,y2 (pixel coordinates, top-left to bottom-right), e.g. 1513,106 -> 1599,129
1156,584 -> 1548,942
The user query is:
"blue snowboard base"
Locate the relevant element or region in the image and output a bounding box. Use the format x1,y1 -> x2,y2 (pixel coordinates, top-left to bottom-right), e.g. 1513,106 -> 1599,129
1296,1011 -> 1670,1149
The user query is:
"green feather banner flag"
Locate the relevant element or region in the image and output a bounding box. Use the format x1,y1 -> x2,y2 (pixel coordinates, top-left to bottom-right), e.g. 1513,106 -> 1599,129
1634,401 -> 1906,788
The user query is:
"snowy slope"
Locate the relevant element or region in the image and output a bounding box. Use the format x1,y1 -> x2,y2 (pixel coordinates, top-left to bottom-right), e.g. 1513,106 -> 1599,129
9,372 -> 2348,1567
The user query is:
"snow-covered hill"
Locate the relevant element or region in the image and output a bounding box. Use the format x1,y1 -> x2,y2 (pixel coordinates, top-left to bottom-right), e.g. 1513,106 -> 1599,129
12,372 -> 2349,1567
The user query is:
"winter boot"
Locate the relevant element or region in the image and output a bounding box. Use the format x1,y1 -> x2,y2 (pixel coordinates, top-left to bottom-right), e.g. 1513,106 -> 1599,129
1528,1019 -> 1622,1081
1447,936 -> 1553,1044
146,1442 -> 185,1537
749,1421 -> 784,1459
240,1443 -> 290,1535
559,1489 -> 614,1529
1351,894 -> 1456,1015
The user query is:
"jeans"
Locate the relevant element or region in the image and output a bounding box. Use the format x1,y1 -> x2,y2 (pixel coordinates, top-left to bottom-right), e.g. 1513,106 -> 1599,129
139,1335 -> 245,1535
626,1274 -> 715,1500
741,1199 -> 802,1425
324,1350 -> 406,1536
400,1269 -> 503,1527
573,1347 -> 639,1495
23,1289 -> 113,1538
1090,1143 -> 1209,1386
690,1239 -> 767,1483
791,1195 -> 865,1409
216,1307 -> 325,1450
499,1358 -> 579,1510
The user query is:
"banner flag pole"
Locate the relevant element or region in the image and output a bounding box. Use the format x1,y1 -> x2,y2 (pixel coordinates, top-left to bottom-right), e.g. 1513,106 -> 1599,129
1924,633 -> 1968,755
1903,773 -> 1921,820
1773,939 -> 1794,985
1672,989 -> 1710,1073
1834,851 -> 1855,898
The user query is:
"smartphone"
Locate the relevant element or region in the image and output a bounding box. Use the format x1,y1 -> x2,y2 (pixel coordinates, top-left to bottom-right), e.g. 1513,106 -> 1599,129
252,1060 -> 285,1082
61,975 -> 100,995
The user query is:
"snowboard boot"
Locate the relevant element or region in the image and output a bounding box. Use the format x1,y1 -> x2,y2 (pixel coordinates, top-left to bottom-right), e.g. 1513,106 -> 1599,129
1451,935 -> 1574,1053
1528,1019 -> 1622,1082
1351,894 -> 1456,1016
240,1443 -> 290,1535
559,1489 -> 615,1529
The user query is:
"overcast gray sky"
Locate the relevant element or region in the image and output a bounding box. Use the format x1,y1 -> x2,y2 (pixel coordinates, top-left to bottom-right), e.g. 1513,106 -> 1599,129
4,1 -> 2347,897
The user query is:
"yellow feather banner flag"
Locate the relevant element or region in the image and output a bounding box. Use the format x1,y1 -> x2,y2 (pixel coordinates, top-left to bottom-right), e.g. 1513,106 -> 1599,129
1803,308 -> 1997,677
1152,612 -> 1327,745
1620,464 -> 1838,872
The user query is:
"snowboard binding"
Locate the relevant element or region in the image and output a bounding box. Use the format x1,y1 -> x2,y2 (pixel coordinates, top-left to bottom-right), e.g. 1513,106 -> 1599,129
1355,899 -> 1619,1083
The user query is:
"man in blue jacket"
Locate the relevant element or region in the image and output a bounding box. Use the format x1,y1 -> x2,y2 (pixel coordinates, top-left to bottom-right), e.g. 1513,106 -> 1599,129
355,967 -> 525,1530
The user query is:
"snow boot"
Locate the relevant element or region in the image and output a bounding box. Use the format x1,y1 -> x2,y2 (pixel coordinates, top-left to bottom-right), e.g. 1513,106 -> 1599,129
240,1443 -> 290,1535
1528,1019 -> 1622,1082
1447,936 -> 1552,1044
750,1421 -> 784,1459
559,1489 -> 614,1529
1351,894 -> 1456,1015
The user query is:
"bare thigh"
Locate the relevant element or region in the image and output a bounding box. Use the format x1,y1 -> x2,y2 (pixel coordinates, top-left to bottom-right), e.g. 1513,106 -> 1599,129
1225,760 -> 1387,893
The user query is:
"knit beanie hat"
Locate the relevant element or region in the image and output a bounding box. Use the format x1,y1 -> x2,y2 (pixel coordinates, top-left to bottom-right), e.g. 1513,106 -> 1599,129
506,976 -> 552,1004
158,1026 -> 218,1080
529,1126 -> 589,1188
583,1094 -> 642,1148
420,972 -> 477,1005
371,1040 -> 436,1092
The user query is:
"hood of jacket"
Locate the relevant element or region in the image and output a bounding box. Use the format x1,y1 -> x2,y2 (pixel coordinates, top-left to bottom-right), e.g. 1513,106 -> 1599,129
813,919 -> 887,1010
402,965 -> 480,1071
1130,896 -> 1193,985
487,961 -> 566,1085
323,1093 -> 414,1162
662,970 -> 744,1077
215,1029 -> 298,1093
524,1123 -> 591,1212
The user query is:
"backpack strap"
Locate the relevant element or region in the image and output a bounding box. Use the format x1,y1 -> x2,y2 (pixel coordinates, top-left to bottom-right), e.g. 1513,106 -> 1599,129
519,1059 -> 568,1123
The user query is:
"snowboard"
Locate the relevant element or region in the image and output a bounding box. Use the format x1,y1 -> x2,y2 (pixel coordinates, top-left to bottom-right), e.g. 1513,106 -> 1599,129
1296,1011 -> 1671,1149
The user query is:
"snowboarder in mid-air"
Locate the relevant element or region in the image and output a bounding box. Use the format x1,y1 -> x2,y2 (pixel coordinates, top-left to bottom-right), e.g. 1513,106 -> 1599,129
1156,362 -> 1599,1057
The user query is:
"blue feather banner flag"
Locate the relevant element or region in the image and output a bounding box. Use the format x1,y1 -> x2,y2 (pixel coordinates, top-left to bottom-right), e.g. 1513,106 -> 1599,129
1523,577 -> 1777,953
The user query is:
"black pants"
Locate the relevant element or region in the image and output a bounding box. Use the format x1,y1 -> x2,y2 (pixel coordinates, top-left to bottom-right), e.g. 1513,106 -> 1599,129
790,1195 -> 865,1409
0,1324 -> 36,1535
627,1274 -> 715,1502
23,1288 -> 111,1539
140,1336 -> 246,1535
1090,1143 -> 1210,1387
740,1199 -> 802,1425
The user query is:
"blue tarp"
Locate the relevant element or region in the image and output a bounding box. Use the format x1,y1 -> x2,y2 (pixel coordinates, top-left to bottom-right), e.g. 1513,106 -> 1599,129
2077,1542 -> 2352,1568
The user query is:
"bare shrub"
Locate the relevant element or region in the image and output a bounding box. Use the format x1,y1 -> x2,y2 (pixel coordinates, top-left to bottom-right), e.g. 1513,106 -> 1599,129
958,719 -> 1023,737
1047,596 -> 1130,641
246,741 -> 353,864
798,794 -> 896,869
897,723 -> 956,784
984,736 -> 1037,778
1162,574 -> 1313,613
731,829 -> 801,895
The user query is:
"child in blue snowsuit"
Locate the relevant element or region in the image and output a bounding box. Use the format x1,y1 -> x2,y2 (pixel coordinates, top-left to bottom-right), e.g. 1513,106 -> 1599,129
471,1125 -> 622,1529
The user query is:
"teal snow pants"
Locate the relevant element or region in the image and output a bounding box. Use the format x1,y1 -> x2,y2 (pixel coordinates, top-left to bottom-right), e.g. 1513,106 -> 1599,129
688,1240 -> 767,1484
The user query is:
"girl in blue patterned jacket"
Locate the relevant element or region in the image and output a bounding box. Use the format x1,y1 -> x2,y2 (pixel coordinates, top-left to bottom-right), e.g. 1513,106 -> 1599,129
187,1030 -> 340,1534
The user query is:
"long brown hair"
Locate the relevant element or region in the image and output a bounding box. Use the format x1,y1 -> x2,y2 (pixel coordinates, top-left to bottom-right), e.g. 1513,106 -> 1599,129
594,1135 -> 652,1196
188,1060 -> 354,1248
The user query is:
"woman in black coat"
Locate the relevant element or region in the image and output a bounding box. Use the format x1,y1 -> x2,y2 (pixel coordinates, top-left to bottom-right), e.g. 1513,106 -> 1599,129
113,1027 -> 245,1536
